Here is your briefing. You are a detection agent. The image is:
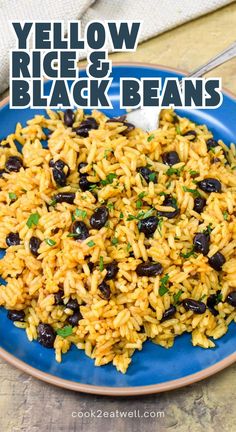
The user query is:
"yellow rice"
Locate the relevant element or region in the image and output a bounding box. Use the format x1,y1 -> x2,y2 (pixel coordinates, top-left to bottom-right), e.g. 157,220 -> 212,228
0,108 -> 236,373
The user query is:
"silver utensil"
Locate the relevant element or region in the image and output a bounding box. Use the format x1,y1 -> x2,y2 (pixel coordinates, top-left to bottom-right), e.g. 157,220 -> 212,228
125,41 -> 236,131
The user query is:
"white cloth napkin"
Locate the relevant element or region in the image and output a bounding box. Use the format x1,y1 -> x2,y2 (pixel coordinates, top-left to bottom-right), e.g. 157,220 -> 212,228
0,0 -> 233,94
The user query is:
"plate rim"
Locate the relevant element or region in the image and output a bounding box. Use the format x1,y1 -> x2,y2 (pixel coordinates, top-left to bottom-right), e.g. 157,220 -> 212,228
0,62 -> 235,396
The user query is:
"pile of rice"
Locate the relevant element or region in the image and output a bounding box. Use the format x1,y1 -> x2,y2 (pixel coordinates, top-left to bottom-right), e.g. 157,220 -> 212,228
0,108 -> 236,374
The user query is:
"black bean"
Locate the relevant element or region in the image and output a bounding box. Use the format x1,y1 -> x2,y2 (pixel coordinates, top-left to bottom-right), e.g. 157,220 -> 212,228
73,117 -> 98,138
105,261 -> 119,280
64,109 -> 75,127
137,166 -> 157,184
98,281 -> 111,300
158,195 -> 179,219
138,216 -> 159,238
183,130 -> 197,140
66,298 -> 79,311
106,117 -> 134,134
77,162 -> 87,173
53,192 -> 75,204
71,220 -> 89,240
52,167 -> 67,187
6,232 -> 20,247
161,305 -> 176,322
193,233 -> 210,256
5,156 -> 23,172
182,299 -> 206,314
206,138 -> 218,150
7,309 -> 25,322
90,206 -> 109,229
29,236 -> 41,257
54,289 -> 64,305
68,310 -> 83,326
0,169 -> 6,177
79,175 -> 97,192
37,323 -> 56,348
198,178 -> 222,193
208,252 -> 226,271
226,291 -> 236,307
193,196 -> 206,214
162,151 -> 180,166
207,294 -> 219,316
50,159 -> 70,176
136,262 -> 163,277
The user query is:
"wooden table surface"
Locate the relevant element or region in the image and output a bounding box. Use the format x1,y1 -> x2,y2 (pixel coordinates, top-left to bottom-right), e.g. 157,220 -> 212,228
1,4 -> 236,431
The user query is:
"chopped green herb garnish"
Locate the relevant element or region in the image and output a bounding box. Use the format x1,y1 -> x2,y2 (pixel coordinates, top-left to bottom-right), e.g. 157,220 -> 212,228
166,166 -> 184,177
119,212 -> 124,219
216,292 -> 223,303
166,181 -> 172,188
87,240 -> 95,247
148,172 -> 156,182
75,208 -> 87,219
159,191 -> 167,196
56,325 -> 73,338
136,199 -> 143,209
157,217 -> 163,236
107,202 -> 114,211
67,233 -> 79,238
127,242 -> 132,252
147,134 -> 155,142
223,211 -> 229,220
127,214 -> 137,221
101,173 -> 117,186
45,238 -> 56,246
176,125 -> 182,135
203,224 -> 213,236
199,294 -> 207,301
111,237 -> 118,246
89,184 -> 98,191
173,289 -> 183,305
8,192 -> 17,201
138,192 -> 146,199
99,256 -> 104,271
49,199 -> 57,206
26,212 -> 40,228
210,147 -> 216,154
182,186 -> 201,197
138,208 -> 154,220
180,247 -> 196,259
159,274 -> 169,296
189,170 -> 199,177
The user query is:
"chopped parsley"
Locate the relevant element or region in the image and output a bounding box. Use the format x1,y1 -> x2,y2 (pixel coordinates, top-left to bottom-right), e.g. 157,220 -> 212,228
111,237 -> 118,246
49,199 -> 57,206
147,134 -> 155,142
119,212 -> 124,219
45,238 -> 56,246
26,212 -> 40,228
180,247 -> 196,259
127,208 -> 155,221
107,202 -> 114,211
138,192 -> 146,199
189,170 -> 199,177
136,199 -> 143,209
173,289 -> 183,305
87,240 -> 95,247
166,166 -> 184,177
182,186 -> 201,197
99,256 -> 104,271
127,242 -> 132,252
101,173 -> 117,186
56,325 -> 73,338
176,125 -> 182,135
216,292 -> 223,303
157,218 -> 163,236
75,208 -> 87,219
89,184 -> 98,191
104,148 -> 113,159
8,192 -> 17,201
159,274 -> 169,296
203,224 -> 213,236
223,211 -> 229,220
149,172 -> 156,182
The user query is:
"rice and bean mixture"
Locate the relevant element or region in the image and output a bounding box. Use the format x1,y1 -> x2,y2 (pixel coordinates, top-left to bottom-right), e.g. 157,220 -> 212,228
0,108 -> 236,373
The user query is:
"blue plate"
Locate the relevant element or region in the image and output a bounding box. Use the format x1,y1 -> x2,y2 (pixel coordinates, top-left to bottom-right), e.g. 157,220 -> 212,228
0,64 -> 236,395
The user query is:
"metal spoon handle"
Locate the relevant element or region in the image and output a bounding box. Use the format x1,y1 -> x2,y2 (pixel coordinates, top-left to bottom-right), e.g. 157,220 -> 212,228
185,41 -> 236,78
